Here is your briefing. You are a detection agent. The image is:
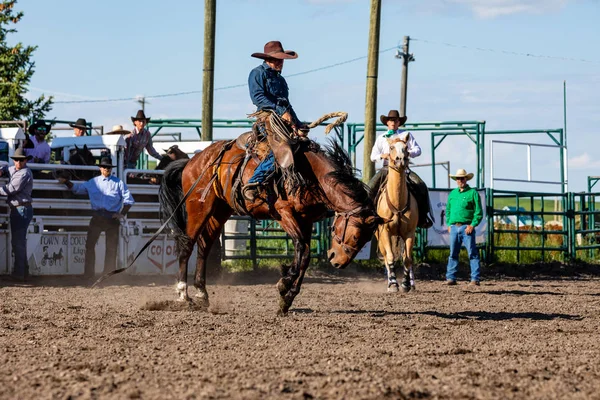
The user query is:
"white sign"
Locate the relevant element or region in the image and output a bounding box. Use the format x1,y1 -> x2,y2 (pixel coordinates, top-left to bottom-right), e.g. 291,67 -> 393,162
427,190 -> 487,246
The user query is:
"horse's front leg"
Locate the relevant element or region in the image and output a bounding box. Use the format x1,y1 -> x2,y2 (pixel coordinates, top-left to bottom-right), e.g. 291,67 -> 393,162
279,238 -> 311,315
401,235 -> 415,292
276,215 -> 311,314
378,227 -> 399,293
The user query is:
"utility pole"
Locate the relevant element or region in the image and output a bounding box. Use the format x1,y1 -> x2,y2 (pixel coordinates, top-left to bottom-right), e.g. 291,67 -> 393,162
136,96 -> 147,112
362,0 -> 382,184
395,35 -> 415,117
202,0 -> 216,141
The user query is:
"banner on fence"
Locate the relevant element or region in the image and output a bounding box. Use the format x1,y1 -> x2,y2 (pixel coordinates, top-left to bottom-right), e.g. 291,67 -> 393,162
428,190 -> 487,246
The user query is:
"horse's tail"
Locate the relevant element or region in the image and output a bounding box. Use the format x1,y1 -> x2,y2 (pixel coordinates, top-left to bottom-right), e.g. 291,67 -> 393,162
159,159 -> 192,255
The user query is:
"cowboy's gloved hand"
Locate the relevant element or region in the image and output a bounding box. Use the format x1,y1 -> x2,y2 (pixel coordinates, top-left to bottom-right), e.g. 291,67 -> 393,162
57,177 -> 67,184
297,123 -> 310,137
381,154 -> 389,160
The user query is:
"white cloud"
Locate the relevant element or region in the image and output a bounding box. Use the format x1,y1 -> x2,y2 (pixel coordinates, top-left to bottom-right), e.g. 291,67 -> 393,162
569,152 -> 600,170
405,0 -> 572,19
455,0 -> 568,19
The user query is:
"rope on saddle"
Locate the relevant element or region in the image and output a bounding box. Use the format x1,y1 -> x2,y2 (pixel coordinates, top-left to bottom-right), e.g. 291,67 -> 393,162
91,141 -> 234,288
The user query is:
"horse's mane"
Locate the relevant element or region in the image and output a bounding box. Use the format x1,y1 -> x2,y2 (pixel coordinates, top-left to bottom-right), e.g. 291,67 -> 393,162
321,140 -> 372,205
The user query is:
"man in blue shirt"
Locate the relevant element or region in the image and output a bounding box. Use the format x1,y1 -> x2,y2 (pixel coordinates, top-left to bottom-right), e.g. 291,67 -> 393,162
0,147 -> 34,281
243,40 -> 305,201
58,157 -> 134,279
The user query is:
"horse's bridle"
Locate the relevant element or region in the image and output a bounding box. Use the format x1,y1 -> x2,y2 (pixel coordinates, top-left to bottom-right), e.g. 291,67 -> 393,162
331,205 -> 374,254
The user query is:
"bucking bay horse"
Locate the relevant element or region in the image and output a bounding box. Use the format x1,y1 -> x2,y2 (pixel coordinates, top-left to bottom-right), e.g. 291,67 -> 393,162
159,117 -> 382,314
376,138 -> 419,292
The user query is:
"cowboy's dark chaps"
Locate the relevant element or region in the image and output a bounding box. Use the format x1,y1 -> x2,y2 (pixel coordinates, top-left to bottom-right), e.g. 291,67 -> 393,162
369,167 -> 434,229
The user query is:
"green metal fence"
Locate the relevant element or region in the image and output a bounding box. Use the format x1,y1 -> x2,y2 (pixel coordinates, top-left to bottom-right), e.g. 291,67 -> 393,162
220,216 -> 331,270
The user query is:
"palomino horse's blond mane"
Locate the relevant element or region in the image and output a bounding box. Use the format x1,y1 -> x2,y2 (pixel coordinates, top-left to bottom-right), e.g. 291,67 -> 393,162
376,137 -> 420,292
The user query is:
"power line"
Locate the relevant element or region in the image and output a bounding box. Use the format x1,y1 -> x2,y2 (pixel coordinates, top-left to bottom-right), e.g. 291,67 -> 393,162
52,46 -> 397,104
412,37 -> 599,64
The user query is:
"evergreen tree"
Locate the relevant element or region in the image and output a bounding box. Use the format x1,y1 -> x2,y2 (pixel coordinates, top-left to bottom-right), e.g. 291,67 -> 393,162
0,0 -> 52,121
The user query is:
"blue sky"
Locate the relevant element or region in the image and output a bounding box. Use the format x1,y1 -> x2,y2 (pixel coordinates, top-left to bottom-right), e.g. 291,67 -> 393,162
16,0 -> 600,191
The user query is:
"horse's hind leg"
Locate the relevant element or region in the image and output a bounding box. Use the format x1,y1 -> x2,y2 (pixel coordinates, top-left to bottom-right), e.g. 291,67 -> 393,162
175,236 -> 195,302
193,209 -> 231,306
401,235 -> 415,292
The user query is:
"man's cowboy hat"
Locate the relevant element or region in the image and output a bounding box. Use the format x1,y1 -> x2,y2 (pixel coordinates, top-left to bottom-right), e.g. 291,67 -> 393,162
28,121 -> 51,136
380,110 -> 408,126
105,124 -> 131,135
98,156 -> 116,168
251,41 -> 298,60
131,110 -> 150,123
10,147 -> 33,161
450,168 -> 474,181
69,118 -> 88,130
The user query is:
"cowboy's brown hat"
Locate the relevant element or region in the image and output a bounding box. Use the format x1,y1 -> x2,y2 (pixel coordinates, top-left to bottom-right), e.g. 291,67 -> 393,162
380,110 -> 408,126
251,41 -> 298,60
98,156 -> 116,168
131,110 -> 150,123
10,146 -> 33,161
28,120 -> 52,136
105,124 -> 131,135
69,118 -> 88,130
449,168 -> 474,181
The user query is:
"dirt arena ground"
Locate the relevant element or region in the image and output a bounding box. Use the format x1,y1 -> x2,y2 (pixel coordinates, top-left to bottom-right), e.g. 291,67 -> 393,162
1,272 -> 600,399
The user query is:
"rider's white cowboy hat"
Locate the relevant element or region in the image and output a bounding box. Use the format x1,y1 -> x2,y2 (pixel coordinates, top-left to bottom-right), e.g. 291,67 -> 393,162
251,41 -> 298,60
105,124 -> 131,135
449,168 -> 474,181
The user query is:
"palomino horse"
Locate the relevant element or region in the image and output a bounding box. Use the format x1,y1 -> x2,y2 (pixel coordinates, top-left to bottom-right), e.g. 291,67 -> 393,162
159,137 -> 381,314
376,138 -> 419,292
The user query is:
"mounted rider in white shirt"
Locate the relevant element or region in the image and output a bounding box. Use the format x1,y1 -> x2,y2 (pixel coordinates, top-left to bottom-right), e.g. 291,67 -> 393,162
369,110 -> 434,228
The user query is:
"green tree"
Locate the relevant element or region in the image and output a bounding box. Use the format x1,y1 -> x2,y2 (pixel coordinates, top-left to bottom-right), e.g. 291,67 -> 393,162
0,0 -> 52,121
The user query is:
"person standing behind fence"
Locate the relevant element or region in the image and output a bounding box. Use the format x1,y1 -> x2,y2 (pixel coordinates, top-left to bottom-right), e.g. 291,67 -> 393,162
445,168 -> 483,286
0,147 -> 34,281
123,110 -> 161,169
24,121 -> 51,164
58,157 -> 134,280
70,118 -> 89,137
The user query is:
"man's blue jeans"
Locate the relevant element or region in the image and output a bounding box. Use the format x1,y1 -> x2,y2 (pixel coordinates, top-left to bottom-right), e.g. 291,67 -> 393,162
10,205 -> 33,277
248,151 -> 275,184
446,224 -> 480,282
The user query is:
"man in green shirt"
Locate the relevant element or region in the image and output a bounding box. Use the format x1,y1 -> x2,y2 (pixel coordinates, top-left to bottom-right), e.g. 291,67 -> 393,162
445,168 -> 483,286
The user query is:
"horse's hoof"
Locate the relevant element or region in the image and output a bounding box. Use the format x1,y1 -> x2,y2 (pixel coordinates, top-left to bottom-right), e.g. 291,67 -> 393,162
387,284 -> 399,293
401,283 -> 411,293
176,296 -> 192,303
278,299 -> 290,316
193,295 -> 209,308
